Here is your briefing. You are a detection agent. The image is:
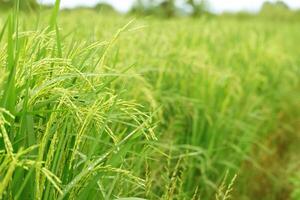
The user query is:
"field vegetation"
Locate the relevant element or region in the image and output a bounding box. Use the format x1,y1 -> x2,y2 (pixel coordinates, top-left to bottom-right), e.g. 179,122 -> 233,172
0,0 -> 299,199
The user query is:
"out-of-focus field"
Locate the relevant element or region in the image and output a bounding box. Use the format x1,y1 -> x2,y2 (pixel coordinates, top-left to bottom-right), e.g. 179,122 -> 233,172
0,8 -> 299,200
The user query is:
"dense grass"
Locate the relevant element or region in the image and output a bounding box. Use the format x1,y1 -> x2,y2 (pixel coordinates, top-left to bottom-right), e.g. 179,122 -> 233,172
0,3 -> 300,200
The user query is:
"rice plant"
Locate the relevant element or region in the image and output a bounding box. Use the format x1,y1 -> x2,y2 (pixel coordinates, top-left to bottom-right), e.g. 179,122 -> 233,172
0,0 -> 299,199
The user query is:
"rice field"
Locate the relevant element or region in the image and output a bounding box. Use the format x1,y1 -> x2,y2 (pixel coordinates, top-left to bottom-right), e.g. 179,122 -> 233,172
0,2 -> 300,200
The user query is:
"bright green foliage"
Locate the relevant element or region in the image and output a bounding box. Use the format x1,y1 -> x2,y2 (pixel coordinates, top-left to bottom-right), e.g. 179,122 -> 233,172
0,3 -> 299,200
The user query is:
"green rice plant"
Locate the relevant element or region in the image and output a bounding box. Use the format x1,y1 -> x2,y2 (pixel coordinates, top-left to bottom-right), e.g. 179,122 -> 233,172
0,1 -> 300,199
215,171 -> 237,200
0,1 -> 156,199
